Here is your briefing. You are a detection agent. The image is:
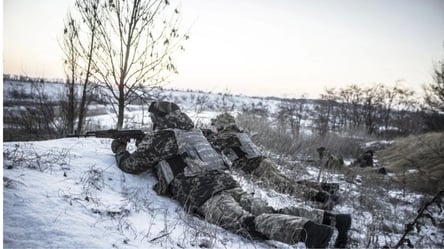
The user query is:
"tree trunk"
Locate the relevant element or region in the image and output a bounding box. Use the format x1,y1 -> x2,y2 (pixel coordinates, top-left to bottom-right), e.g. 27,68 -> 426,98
68,79 -> 76,134
117,83 -> 125,129
76,28 -> 96,134
77,83 -> 88,133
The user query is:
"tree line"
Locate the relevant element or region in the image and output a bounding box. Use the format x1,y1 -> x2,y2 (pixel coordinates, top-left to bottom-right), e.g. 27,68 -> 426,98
276,59 -> 444,138
316,83 -> 418,136
61,0 -> 443,137
4,0 -> 444,140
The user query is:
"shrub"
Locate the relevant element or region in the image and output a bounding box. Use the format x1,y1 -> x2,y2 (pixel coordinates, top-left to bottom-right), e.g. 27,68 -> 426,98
378,132 -> 444,194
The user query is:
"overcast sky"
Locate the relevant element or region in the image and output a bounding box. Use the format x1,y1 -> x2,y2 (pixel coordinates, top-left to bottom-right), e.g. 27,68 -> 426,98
4,0 -> 444,98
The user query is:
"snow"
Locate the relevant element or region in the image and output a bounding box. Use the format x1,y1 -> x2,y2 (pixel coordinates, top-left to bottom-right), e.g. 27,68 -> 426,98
5,136 -> 443,248
3,138 -> 303,249
3,80 -> 444,248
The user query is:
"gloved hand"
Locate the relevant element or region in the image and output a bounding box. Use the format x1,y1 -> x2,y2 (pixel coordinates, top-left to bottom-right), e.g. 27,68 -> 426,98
111,137 -> 128,153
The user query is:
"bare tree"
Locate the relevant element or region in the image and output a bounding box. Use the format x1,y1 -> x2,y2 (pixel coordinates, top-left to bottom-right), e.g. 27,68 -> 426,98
347,84 -> 364,129
62,12 -> 80,134
381,82 -> 400,130
74,0 -> 102,133
380,82 -> 416,134
62,0 -> 102,134
424,59 -> 444,112
277,96 -> 307,138
89,0 -> 188,128
316,88 -> 337,136
362,84 -> 385,134
320,83 -> 417,136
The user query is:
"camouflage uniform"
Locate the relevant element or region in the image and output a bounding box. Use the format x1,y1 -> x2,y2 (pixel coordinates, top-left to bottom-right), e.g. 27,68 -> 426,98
113,102 -> 338,248
352,150 -> 374,167
206,113 -> 338,207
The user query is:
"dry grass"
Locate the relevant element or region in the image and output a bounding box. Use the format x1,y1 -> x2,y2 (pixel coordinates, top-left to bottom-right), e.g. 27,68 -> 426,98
377,132 -> 444,194
236,112 -> 366,161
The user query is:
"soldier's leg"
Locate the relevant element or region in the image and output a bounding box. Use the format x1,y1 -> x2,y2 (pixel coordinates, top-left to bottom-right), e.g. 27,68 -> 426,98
250,157 -> 337,207
254,213 -> 334,248
251,158 -> 297,193
323,212 -> 352,248
226,187 -> 340,248
227,187 -> 275,216
297,179 -> 340,195
277,205 -> 325,224
199,188 -> 259,238
279,206 -> 352,248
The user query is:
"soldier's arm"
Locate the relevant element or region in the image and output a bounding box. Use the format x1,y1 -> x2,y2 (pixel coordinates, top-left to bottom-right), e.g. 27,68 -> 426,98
114,130 -> 178,174
208,132 -> 241,151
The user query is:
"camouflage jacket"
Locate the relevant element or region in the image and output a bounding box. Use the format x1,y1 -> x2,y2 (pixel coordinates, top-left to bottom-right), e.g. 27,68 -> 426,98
205,129 -> 262,163
115,112 -> 238,212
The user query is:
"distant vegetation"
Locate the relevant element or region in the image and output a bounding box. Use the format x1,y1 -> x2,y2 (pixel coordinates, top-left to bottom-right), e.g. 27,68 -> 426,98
378,132 -> 444,194
3,72 -> 444,142
3,73 -> 444,248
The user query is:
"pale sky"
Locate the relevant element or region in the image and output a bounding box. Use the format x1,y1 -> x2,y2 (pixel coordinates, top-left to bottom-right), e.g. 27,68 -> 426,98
3,0 -> 444,98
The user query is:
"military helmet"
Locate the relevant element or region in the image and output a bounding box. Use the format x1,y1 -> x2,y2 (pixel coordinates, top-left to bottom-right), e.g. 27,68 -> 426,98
148,101 -> 194,131
211,113 -> 237,131
148,101 -> 180,117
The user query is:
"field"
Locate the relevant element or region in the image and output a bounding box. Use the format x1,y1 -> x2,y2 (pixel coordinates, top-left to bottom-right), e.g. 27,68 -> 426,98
3,79 -> 444,248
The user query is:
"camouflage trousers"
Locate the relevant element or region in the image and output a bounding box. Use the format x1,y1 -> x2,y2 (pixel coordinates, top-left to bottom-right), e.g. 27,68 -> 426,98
199,187 -> 325,245
234,157 -> 328,201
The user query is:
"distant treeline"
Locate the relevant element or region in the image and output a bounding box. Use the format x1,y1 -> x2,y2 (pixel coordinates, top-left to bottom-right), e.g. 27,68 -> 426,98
3,74 -> 65,84
3,74 -> 444,141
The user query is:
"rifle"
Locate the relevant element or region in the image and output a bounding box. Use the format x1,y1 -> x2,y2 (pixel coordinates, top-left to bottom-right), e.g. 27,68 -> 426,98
67,129 -> 146,141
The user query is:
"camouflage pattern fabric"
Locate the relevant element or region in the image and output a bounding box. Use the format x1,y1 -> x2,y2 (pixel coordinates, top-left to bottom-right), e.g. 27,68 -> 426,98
115,129 -> 178,174
174,129 -> 226,174
206,113 -> 333,202
254,214 -> 308,244
114,107 -> 335,247
237,133 -> 262,158
325,154 -> 344,169
210,112 -> 241,133
206,132 -> 242,152
352,150 -> 374,167
148,101 -> 180,117
115,129 -> 238,212
154,110 -> 194,131
276,205 -> 325,224
170,170 -> 239,213
199,187 -> 327,245
233,157 -> 321,201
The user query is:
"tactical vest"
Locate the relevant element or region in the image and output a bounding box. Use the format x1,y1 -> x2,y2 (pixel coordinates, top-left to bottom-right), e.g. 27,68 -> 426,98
176,129 -> 226,174
155,128 -> 226,195
237,133 -> 262,158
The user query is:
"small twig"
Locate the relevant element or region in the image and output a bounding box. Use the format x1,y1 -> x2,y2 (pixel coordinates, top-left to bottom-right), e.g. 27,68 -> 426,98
149,232 -> 171,242
394,190 -> 444,248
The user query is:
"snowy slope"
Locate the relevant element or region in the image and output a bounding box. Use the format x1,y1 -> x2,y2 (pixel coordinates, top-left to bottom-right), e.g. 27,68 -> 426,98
3,80 -> 444,248
3,138 -> 301,249
4,137 -> 444,249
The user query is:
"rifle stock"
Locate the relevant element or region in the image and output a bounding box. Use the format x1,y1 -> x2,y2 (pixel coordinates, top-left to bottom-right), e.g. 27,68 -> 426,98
68,129 -> 145,140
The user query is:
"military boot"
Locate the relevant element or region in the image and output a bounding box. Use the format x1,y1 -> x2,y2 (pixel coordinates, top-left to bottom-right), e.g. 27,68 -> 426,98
333,214 -> 351,248
323,212 -> 352,248
300,221 -> 334,248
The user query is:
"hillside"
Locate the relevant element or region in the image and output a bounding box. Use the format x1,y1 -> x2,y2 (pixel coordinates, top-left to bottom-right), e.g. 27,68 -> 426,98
4,138 -> 300,249
3,79 -> 290,135
3,126 -> 444,248
377,132 -> 444,194
3,79 -> 444,248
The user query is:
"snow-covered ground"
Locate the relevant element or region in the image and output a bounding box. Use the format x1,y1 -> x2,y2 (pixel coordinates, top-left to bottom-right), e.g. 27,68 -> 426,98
3,80 -> 444,248
4,135 -> 444,248
4,138 -> 306,249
